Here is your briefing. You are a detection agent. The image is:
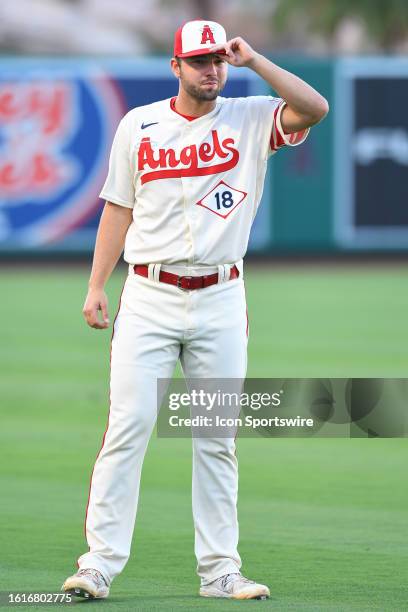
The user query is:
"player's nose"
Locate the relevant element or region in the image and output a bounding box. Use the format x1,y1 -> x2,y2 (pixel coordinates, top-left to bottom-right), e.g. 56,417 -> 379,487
205,59 -> 218,76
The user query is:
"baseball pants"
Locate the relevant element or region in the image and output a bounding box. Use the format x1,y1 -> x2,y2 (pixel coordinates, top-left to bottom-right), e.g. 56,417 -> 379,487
77,263 -> 248,586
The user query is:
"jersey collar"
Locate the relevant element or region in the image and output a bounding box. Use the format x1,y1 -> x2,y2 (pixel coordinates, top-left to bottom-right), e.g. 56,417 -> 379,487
167,97 -> 222,124
170,97 -> 197,121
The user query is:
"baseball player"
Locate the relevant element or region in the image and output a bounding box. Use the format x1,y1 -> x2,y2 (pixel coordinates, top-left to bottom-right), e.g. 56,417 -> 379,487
62,20 -> 328,601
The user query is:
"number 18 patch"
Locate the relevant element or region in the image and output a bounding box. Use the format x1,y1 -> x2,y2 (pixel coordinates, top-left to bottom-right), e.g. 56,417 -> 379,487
196,180 -> 247,219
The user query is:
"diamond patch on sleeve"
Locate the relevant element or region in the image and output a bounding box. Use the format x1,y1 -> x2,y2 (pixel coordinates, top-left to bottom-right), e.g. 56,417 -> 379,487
196,180 -> 247,219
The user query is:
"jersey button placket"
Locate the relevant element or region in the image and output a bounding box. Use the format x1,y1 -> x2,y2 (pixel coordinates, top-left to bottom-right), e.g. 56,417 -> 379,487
180,127 -> 195,265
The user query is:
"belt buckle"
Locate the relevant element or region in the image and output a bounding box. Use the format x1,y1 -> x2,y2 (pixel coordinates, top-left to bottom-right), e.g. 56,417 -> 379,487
177,275 -> 193,291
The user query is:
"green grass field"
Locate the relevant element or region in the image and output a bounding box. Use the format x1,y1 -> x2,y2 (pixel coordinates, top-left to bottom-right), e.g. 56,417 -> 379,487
1,264 -> 407,611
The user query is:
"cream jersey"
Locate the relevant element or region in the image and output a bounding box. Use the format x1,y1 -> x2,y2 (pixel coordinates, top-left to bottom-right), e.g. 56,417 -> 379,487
99,95 -> 309,266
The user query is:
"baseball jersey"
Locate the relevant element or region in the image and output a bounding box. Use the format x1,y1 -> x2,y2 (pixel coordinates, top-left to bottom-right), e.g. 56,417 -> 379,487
99,95 -> 309,266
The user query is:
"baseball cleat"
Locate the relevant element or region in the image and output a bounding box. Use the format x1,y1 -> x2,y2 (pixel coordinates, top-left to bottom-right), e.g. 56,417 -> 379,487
61,568 -> 109,599
199,572 -> 270,599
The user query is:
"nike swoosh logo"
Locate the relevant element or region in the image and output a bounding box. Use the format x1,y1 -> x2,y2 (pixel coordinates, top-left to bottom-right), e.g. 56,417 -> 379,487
141,121 -> 159,129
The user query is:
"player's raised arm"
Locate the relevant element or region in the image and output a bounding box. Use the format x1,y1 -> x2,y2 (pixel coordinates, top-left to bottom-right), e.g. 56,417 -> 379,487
210,37 -> 329,134
83,201 -> 133,330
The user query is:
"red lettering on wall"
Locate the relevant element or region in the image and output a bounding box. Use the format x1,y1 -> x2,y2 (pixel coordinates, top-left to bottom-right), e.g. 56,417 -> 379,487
0,81 -> 77,200
0,153 -> 71,196
0,83 -> 72,136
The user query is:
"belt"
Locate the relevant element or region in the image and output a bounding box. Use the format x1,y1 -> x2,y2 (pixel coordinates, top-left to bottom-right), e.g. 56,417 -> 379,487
133,264 -> 239,290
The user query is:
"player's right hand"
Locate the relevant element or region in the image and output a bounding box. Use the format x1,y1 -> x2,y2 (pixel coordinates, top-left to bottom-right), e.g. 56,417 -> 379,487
82,289 -> 110,329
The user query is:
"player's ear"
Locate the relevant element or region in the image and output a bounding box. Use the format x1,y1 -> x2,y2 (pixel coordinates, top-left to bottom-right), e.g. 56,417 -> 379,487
170,57 -> 181,79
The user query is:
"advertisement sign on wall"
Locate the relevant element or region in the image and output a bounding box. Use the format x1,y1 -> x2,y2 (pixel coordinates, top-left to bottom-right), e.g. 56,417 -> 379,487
0,59 -> 269,254
335,59 -> 408,249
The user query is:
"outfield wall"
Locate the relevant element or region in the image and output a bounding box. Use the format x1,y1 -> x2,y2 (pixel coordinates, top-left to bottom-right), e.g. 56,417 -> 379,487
0,56 -> 407,255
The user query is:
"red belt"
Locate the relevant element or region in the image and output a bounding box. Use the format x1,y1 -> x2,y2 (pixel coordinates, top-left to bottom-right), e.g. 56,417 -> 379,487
133,264 -> 239,290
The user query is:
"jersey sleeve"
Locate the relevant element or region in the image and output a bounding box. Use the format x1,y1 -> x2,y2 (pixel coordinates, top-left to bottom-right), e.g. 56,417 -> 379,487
270,100 -> 310,154
246,96 -> 309,160
99,115 -> 135,209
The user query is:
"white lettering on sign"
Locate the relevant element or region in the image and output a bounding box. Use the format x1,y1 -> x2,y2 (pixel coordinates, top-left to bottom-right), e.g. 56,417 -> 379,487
354,128 -> 408,165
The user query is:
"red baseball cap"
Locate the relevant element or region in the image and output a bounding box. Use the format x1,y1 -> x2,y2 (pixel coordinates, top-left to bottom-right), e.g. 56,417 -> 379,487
174,20 -> 227,58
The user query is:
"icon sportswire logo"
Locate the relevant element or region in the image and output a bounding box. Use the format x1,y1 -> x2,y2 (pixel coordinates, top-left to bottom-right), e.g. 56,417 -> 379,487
137,129 -> 239,184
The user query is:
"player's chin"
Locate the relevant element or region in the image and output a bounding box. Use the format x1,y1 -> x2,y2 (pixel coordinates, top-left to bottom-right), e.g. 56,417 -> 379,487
198,87 -> 220,101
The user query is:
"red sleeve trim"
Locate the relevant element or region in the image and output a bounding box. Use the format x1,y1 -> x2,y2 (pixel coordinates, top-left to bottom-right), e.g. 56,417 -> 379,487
270,102 -> 310,151
270,103 -> 287,151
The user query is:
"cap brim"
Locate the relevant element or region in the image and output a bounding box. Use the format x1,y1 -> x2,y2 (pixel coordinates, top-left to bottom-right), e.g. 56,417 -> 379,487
176,47 -> 227,58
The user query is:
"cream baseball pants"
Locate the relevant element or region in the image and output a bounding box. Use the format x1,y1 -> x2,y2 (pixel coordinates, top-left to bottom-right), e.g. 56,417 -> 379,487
77,264 -> 248,587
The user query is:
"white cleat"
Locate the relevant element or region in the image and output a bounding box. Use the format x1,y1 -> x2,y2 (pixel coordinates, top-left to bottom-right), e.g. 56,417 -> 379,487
199,572 -> 270,600
61,568 -> 110,599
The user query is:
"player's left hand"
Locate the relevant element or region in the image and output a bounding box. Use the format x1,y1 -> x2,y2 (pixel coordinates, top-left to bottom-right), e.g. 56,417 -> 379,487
209,37 -> 258,68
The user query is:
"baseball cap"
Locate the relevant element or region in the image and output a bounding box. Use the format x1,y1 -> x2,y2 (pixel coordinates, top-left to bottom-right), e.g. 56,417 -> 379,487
174,20 -> 227,58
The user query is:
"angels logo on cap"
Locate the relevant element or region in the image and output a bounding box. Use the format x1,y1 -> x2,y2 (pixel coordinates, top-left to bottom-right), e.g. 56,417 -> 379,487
174,20 -> 227,58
